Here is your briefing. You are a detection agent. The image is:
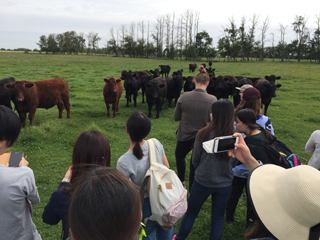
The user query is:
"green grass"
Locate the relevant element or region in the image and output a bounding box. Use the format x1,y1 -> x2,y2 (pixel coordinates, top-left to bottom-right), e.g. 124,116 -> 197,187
1,52 -> 320,239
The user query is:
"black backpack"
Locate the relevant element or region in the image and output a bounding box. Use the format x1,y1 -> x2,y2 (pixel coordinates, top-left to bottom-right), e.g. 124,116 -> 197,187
245,138 -> 303,169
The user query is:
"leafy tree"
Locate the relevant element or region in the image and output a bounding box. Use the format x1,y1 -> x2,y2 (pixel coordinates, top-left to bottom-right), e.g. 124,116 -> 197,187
223,18 -> 240,61
195,31 -> 212,60
47,34 -> 58,54
37,35 -> 48,54
292,15 -> 309,62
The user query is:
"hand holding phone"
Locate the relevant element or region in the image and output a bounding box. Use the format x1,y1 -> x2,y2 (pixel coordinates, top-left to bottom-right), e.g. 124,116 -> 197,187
203,135 -> 239,153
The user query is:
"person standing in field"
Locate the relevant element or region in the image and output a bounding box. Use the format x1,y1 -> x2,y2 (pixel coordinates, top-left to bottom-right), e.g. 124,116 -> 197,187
0,106 -> 42,240
174,66 -> 217,190
42,130 -> 111,240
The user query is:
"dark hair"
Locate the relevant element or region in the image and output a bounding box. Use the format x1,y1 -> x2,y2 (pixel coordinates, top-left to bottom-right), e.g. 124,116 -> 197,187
126,112 -> 151,160
235,109 -> 277,141
67,131 -> 111,191
69,167 -> 142,240
197,99 -> 235,160
0,106 -> 21,147
194,66 -> 209,85
235,94 -> 262,118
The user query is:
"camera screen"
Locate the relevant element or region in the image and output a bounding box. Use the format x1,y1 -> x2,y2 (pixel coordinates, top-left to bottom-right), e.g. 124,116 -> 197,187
217,138 -> 237,152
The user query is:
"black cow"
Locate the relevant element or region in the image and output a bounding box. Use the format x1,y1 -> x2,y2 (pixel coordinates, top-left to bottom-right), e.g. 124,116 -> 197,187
159,65 -> 171,78
189,63 -> 197,73
209,61 -> 212,67
207,78 -> 215,96
166,72 -> 184,108
223,75 -> 238,107
183,76 -> 195,92
0,77 -> 15,109
120,70 -> 150,80
145,77 -> 167,118
254,79 -> 281,116
211,76 -> 229,100
141,69 -> 160,103
265,75 -> 281,82
233,78 -> 253,107
201,63 -> 206,68
206,68 -> 216,78
123,71 -> 141,107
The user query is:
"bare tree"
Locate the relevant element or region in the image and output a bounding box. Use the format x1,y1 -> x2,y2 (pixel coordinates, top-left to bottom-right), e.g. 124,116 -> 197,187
239,16 -> 247,61
130,22 -> 135,40
260,16 -> 270,61
270,32 -> 275,61
278,23 -> 288,61
86,32 -> 94,55
165,13 -> 171,58
292,15 -> 309,62
108,28 -> 118,56
247,14 -> 259,61
314,14 -> 320,62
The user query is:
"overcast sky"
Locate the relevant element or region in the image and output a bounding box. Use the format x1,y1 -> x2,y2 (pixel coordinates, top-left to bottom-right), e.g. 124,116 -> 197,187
0,0 -> 319,50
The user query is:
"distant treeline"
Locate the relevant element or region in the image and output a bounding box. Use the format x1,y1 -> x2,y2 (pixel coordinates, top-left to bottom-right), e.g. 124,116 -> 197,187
15,12 -> 320,62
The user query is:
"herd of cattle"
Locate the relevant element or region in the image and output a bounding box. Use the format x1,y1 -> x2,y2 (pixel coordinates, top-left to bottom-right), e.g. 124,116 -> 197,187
0,63 -> 282,126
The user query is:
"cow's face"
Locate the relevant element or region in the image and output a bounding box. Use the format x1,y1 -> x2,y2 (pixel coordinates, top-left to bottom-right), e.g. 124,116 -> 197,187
153,69 -> 160,77
5,81 -> 34,102
104,78 -> 119,92
121,70 -> 128,80
146,81 -> 165,99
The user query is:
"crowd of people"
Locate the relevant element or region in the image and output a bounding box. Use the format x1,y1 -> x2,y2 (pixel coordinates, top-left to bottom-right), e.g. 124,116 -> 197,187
1,66 -> 320,240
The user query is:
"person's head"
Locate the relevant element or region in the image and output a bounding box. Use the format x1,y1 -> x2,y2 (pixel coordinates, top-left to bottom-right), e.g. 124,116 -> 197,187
198,99 -> 235,160
235,87 -> 262,117
126,112 -> 151,160
0,106 -> 21,154
235,109 -> 276,141
246,165 -> 320,240
194,65 -> 210,86
69,167 -> 142,240
70,131 -> 111,186
236,84 -> 253,100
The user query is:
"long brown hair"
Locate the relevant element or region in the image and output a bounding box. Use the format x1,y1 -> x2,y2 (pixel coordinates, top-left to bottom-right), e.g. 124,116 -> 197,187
245,220 -> 273,239
235,96 -> 262,117
235,109 -> 277,141
197,99 -> 235,160
69,167 -> 141,240
66,131 -> 111,192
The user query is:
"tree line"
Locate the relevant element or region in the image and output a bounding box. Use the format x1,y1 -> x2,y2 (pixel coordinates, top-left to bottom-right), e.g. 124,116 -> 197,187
33,11 -> 320,62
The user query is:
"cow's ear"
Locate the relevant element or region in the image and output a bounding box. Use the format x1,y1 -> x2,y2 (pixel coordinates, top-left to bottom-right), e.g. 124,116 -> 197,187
182,77 -> 186,81
4,83 -> 15,89
213,68 -> 215,71
150,70 -> 154,74
180,69 -> 183,72
265,76 -> 269,80
116,79 -> 121,83
25,83 -> 34,88
104,78 -> 109,83
276,76 -> 281,80
132,73 -> 136,77
159,84 -> 165,88
276,84 -> 282,88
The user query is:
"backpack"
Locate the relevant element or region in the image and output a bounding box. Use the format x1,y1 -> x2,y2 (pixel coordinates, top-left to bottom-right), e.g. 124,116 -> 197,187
245,138 -> 303,169
139,139 -> 187,230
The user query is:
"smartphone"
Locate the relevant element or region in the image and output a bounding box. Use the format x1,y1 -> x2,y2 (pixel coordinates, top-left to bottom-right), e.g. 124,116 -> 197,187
9,152 -> 24,167
213,136 -> 238,153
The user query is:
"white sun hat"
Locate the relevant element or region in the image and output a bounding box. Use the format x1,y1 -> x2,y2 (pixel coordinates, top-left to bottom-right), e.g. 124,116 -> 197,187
248,164 -> 320,240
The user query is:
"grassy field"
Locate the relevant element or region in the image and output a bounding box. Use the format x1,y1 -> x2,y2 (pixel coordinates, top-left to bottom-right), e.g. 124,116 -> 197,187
1,52 -> 319,239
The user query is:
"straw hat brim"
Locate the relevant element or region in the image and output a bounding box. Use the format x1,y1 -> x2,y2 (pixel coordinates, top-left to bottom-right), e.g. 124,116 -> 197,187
248,164 -> 320,240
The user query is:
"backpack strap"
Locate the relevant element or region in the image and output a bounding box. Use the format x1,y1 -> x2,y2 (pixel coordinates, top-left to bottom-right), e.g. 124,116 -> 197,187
146,139 -> 157,165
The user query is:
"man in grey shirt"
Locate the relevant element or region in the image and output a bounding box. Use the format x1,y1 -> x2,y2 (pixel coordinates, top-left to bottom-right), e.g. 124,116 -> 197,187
174,66 -> 217,190
0,106 -> 41,240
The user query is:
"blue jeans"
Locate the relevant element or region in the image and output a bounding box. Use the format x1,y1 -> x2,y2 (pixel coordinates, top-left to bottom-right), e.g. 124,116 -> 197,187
175,180 -> 232,240
142,198 -> 174,240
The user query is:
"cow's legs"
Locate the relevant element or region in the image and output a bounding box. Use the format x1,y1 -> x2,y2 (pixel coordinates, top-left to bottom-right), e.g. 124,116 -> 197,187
148,103 -> 152,118
20,112 -> 27,127
106,103 -> 110,118
133,93 -> 137,107
62,95 -> 71,119
126,94 -> 129,107
28,109 -> 36,126
264,102 -> 270,116
112,102 -> 116,118
57,102 -> 64,118
156,101 -> 160,119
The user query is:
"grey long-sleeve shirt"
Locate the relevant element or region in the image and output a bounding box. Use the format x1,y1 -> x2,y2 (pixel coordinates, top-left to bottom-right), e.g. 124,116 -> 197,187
192,130 -> 238,188
306,130 -> 320,170
0,165 -> 41,240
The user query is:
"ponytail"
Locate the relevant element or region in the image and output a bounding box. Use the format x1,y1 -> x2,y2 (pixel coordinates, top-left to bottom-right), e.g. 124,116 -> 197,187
133,141 -> 143,160
258,125 -> 277,142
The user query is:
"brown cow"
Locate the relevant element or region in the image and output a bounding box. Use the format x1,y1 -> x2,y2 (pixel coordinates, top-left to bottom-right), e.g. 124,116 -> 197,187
103,77 -> 123,118
5,78 -> 71,127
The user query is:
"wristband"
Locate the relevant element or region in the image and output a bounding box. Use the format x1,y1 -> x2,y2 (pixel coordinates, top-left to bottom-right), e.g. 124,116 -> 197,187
62,178 -> 70,183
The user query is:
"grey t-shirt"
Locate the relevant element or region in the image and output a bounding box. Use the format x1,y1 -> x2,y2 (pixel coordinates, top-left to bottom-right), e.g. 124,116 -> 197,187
0,165 -> 41,240
116,138 -> 164,197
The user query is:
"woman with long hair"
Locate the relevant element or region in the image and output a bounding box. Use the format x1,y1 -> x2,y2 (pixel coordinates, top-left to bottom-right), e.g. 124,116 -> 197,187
68,167 -> 142,240
42,130 -> 111,240
226,87 -> 275,227
116,111 -> 173,240
174,66 -> 217,190
173,100 -> 238,240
